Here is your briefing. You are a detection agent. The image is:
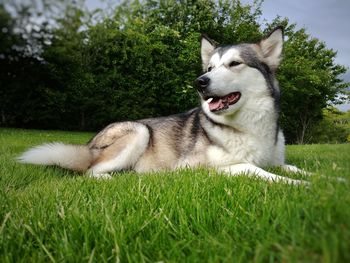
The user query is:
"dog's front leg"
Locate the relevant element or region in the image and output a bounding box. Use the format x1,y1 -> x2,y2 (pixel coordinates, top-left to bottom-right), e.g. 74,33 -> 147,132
219,163 -> 307,185
280,164 -> 311,176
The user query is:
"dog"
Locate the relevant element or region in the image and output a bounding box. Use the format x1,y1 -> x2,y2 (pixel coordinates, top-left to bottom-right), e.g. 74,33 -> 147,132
18,27 -> 307,184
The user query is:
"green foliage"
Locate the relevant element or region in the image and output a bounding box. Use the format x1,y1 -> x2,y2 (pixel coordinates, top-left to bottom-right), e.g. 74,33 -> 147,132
306,107 -> 350,144
266,18 -> 349,143
0,3 -> 65,128
1,128 -> 350,262
0,0 -> 349,142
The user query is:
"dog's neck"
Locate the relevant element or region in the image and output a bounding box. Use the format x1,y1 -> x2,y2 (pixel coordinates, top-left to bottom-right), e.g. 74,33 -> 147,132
203,96 -> 279,138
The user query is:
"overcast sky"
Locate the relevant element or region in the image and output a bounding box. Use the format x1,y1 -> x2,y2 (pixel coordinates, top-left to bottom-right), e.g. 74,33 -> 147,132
86,0 -> 350,110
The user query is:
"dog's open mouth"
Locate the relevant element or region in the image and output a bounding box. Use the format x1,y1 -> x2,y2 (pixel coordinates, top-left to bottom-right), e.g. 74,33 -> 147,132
205,92 -> 241,112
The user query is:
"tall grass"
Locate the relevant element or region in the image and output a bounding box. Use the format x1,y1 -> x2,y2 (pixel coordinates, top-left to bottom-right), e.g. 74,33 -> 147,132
0,128 -> 349,262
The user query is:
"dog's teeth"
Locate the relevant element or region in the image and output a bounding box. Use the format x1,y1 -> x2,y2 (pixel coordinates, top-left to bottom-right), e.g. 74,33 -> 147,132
206,98 -> 213,103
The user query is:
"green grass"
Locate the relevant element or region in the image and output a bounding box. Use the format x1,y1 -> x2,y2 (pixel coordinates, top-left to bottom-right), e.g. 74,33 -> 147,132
1,128 -> 349,262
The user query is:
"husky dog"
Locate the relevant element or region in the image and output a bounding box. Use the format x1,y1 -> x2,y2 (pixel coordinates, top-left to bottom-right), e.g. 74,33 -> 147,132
18,27 -> 306,184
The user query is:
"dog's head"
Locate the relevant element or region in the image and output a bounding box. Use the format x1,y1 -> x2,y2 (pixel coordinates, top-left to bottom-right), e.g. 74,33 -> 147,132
196,27 -> 283,117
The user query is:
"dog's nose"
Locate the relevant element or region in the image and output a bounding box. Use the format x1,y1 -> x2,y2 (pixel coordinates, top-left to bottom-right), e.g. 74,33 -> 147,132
195,76 -> 210,92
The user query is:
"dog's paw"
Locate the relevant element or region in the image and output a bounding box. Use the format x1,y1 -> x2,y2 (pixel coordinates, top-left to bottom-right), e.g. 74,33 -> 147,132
281,164 -> 312,176
89,173 -> 112,180
287,178 -> 311,187
331,176 -> 348,184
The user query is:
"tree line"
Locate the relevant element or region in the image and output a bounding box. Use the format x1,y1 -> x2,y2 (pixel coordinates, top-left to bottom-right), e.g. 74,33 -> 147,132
0,0 -> 348,144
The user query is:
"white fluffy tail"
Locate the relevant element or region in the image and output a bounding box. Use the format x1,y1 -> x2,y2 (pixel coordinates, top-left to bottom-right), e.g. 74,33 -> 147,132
17,143 -> 92,172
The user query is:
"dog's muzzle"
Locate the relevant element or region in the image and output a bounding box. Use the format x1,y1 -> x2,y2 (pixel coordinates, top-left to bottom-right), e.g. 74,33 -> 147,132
195,76 -> 210,93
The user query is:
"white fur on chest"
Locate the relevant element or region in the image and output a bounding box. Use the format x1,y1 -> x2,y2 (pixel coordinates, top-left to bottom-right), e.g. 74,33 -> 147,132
207,132 -> 275,167
205,98 -> 279,168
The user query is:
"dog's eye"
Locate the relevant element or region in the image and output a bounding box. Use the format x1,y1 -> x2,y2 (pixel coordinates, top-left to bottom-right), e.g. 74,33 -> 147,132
229,61 -> 241,67
207,66 -> 213,72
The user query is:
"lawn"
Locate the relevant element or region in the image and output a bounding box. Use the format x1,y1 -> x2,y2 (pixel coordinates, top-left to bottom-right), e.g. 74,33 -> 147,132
0,128 -> 349,262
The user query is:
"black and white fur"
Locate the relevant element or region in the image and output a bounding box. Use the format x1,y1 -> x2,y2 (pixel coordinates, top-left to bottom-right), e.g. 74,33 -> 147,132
18,27 -> 307,184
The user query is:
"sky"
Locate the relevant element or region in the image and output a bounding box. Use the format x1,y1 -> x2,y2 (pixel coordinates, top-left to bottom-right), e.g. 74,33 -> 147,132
85,0 -> 350,111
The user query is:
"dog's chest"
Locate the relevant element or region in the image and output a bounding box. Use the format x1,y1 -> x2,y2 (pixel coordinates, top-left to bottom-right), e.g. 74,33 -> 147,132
206,125 -> 276,167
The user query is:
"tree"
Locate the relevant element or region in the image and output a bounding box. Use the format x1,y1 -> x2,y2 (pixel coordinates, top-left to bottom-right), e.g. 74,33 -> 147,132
0,4 -> 54,127
1,0 -> 348,144
0,4 -> 21,124
42,3 -> 96,130
307,107 -> 349,143
71,0 -> 264,129
265,18 -> 349,144
0,1 -> 81,129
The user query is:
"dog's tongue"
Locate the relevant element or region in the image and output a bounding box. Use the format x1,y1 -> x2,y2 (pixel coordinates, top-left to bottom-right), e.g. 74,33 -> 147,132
209,98 -> 225,111
208,92 -> 241,112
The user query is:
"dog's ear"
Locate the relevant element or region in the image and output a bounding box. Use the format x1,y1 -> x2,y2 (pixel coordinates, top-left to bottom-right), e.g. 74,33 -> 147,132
258,27 -> 283,70
201,35 -> 216,71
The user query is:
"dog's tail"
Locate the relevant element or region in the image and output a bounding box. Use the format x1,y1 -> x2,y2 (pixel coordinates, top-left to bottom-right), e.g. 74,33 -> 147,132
17,143 -> 92,172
